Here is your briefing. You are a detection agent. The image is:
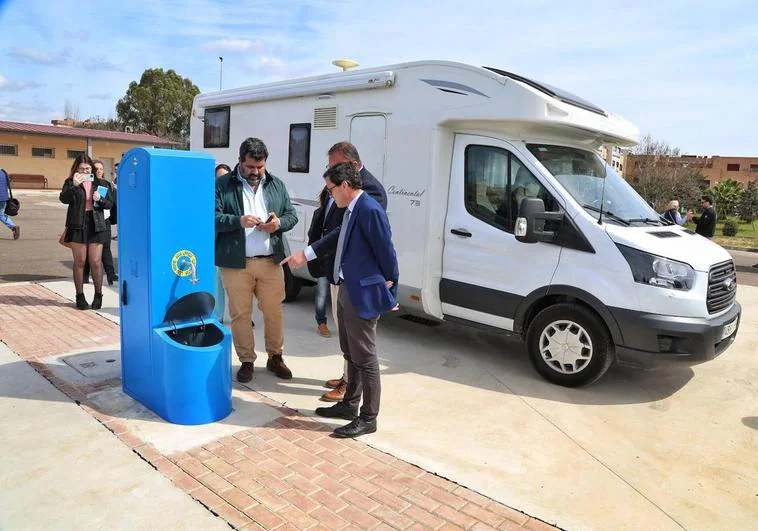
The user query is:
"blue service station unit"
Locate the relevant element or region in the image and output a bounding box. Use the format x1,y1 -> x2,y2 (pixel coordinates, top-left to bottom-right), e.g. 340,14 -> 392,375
117,148 -> 232,425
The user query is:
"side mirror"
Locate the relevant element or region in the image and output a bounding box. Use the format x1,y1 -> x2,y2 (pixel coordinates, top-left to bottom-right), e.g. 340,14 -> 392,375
515,197 -> 563,244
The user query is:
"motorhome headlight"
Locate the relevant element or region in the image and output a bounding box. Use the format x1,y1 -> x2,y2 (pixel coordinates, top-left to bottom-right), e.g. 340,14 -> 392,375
616,244 -> 694,291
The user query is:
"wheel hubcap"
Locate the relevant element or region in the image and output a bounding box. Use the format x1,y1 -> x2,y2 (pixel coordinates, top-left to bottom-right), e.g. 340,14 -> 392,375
539,320 -> 593,374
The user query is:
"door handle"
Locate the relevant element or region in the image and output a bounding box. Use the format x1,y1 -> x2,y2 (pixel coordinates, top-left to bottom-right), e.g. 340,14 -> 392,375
450,228 -> 472,237
121,280 -> 128,306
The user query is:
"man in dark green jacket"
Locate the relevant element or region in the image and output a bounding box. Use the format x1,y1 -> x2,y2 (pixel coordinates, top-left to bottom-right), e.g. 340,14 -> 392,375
216,137 -> 298,383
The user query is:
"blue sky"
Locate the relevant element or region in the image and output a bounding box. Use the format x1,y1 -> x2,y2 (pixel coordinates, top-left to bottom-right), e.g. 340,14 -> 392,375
0,0 -> 756,155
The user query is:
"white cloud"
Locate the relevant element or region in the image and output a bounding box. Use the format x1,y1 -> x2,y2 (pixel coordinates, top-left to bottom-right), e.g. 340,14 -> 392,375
0,99 -> 53,122
88,56 -> 122,71
205,38 -> 265,53
8,47 -> 69,65
0,75 -> 45,93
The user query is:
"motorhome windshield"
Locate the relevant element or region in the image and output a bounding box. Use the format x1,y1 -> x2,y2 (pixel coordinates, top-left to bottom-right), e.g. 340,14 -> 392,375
527,144 -> 661,225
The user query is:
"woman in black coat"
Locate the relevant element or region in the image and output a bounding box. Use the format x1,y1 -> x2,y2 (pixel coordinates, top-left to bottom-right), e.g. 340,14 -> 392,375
59,154 -> 114,310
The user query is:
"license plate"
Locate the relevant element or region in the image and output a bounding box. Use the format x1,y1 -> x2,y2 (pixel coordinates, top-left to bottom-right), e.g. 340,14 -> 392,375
720,318 -> 738,340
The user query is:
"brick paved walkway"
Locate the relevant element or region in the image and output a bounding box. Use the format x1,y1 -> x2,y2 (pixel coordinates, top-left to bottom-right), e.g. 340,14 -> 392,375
0,283 -> 557,530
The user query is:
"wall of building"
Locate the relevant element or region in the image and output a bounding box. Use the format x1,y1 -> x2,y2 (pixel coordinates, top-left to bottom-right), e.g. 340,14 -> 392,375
0,132 -> 163,189
702,156 -> 758,187
622,153 -> 758,187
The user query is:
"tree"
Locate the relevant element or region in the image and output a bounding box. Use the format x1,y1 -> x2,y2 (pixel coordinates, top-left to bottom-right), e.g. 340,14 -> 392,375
116,68 -> 199,148
63,99 -> 80,121
78,114 -> 122,132
737,180 -> 758,226
628,135 -> 707,210
710,179 -> 743,218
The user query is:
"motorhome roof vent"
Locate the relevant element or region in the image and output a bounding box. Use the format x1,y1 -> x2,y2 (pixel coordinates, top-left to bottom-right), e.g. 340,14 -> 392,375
314,106 -> 338,129
648,231 -> 681,238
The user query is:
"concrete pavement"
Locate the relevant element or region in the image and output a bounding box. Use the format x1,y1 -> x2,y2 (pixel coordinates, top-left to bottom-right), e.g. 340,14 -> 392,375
19,277 -> 758,530
0,340 -> 227,531
0,281 -> 548,531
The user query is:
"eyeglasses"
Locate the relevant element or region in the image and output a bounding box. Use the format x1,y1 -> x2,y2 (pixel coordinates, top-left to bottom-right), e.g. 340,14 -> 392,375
325,183 -> 339,195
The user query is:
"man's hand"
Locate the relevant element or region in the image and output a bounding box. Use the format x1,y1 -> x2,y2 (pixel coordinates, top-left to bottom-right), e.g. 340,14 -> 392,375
257,212 -> 280,233
280,250 -> 307,269
240,215 -> 260,228
385,280 -> 394,289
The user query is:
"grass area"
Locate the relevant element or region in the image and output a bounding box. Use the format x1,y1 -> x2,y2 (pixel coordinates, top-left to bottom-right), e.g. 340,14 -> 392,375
684,220 -> 758,250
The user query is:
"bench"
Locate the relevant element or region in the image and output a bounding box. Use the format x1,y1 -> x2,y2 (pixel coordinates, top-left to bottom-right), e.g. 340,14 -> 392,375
9,174 -> 48,189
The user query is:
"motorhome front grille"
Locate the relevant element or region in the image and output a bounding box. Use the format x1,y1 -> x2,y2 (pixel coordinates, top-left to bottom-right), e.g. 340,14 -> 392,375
314,106 -> 338,129
707,260 -> 737,314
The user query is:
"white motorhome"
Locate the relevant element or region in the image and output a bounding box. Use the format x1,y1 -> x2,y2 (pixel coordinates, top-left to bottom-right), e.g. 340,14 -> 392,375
191,60 -> 740,386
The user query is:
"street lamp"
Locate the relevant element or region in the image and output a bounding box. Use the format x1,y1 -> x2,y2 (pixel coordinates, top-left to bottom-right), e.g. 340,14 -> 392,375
219,56 -> 223,90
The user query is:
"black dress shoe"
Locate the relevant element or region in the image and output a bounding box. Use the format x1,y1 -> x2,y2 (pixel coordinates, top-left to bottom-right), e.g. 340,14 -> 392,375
315,402 -> 358,420
333,417 -> 377,438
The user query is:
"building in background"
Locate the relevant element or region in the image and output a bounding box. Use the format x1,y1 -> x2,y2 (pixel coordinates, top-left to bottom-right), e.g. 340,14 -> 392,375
622,153 -> 758,188
0,119 -> 178,189
599,145 -> 626,175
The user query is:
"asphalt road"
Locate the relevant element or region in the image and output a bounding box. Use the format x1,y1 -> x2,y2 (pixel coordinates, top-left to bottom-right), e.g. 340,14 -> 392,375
2,190 -> 757,287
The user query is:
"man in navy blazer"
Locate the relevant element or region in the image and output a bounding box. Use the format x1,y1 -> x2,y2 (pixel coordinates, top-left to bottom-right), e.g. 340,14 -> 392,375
305,142 -> 388,402
283,162 -> 398,437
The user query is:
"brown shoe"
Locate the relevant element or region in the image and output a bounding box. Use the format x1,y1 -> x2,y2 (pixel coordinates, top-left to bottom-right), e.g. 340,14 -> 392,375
325,377 -> 344,389
321,379 -> 346,402
11,226 -> 20,240
317,323 -> 331,338
266,355 -> 292,379
237,362 -> 254,383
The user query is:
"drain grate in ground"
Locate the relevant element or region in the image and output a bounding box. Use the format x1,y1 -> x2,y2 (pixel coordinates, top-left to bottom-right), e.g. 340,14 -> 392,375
61,350 -> 121,380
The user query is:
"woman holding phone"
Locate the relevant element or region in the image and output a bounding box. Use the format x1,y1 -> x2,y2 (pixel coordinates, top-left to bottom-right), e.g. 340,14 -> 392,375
59,154 -> 113,310
83,160 -> 118,285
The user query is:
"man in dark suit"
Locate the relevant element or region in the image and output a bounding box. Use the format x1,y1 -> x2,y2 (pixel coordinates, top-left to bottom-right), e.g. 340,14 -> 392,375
693,195 -> 717,239
304,142 -> 387,402
283,162 -> 398,437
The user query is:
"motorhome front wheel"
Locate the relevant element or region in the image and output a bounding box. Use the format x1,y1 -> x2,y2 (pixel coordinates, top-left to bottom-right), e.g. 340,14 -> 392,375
526,303 -> 614,387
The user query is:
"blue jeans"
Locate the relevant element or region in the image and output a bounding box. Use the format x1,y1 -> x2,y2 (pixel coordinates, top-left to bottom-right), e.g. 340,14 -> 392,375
214,266 -> 226,322
314,276 -> 330,325
0,201 -> 15,230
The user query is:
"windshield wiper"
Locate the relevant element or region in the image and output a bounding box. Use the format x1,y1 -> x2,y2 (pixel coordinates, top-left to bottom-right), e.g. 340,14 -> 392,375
626,217 -> 664,225
581,204 -> 630,226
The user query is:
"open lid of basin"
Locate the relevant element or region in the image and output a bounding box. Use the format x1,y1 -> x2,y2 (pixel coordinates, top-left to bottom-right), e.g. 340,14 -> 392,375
163,292 -> 216,325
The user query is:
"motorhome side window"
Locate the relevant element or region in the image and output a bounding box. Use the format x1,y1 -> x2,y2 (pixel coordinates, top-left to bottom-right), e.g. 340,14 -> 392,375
288,123 -> 311,173
203,106 -> 230,148
464,145 -> 555,233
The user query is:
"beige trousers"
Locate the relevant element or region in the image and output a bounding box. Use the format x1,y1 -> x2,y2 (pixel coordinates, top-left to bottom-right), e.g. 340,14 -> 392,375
220,258 -> 284,363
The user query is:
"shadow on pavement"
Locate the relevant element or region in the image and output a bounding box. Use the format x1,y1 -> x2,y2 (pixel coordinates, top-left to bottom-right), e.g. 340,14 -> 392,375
0,293 -> 72,307
0,274 -> 68,283
253,295 -> 696,409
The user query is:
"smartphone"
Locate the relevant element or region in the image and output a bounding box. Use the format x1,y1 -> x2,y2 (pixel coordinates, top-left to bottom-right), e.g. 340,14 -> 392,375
85,174 -> 95,182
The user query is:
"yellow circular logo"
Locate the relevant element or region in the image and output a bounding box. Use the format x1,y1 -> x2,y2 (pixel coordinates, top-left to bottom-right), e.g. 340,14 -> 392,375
171,250 -> 196,277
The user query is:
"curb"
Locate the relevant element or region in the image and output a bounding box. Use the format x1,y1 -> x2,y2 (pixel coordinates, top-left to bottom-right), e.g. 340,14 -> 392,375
721,245 -> 758,253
